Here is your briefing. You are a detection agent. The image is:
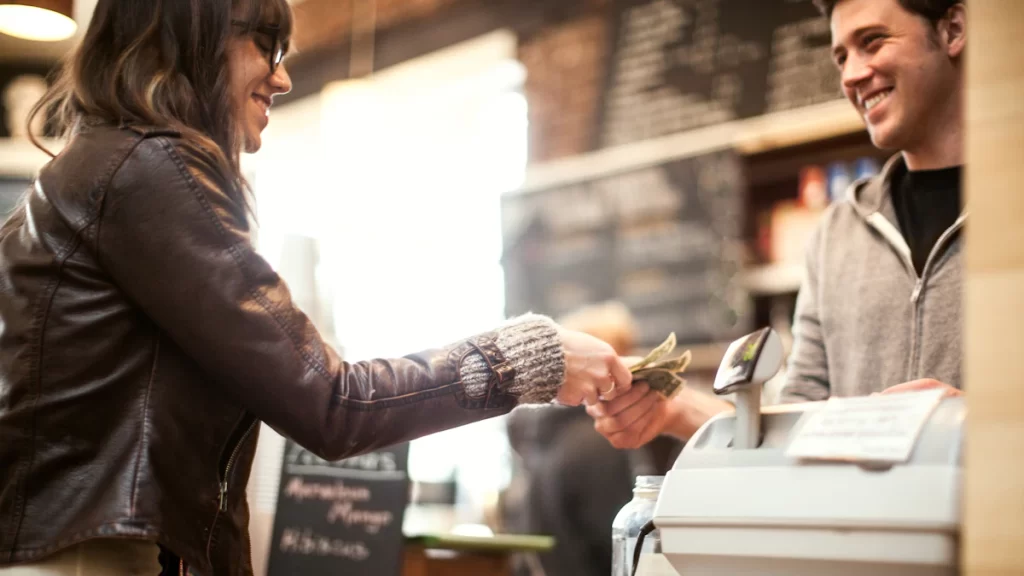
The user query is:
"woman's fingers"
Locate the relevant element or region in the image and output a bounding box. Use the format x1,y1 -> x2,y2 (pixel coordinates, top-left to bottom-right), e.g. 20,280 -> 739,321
604,355 -> 633,399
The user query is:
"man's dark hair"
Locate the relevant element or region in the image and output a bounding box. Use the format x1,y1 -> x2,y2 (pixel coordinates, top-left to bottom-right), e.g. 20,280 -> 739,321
812,0 -> 964,25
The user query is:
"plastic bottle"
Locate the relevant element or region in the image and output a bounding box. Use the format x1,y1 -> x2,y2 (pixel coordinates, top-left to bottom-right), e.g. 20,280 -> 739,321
611,475 -> 663,576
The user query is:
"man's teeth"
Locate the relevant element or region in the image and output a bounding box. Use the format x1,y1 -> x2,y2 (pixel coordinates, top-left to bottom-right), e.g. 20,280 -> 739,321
864,90 -> 891,111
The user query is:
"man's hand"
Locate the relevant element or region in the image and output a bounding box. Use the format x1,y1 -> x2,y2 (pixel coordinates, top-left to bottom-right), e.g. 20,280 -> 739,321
585,383 -> 675,449
881,378 -> 962,398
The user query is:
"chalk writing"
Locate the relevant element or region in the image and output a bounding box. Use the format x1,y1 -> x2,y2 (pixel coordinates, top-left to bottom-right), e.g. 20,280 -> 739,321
279,527 -> 371,560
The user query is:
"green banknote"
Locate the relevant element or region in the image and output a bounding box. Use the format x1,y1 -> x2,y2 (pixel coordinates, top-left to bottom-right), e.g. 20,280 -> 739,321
629,333 -> 690,398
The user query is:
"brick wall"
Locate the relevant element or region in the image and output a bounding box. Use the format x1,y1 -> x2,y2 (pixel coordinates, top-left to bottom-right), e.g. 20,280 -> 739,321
290,0 -> 612,164
518,12 -> 610,162
292,0 -> 462,52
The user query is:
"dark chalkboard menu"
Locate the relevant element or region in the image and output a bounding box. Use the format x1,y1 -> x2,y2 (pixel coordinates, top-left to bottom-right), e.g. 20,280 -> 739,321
267,441 -> 410,576
599,0 -> 841,148
502,150 -> 751,349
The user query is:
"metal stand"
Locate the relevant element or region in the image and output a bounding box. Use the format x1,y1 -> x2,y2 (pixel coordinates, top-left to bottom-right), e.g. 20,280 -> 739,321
733,387 -> 762,449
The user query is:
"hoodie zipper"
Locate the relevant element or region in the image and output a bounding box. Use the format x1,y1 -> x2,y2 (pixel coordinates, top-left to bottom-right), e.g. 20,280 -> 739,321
205,417 -> 258,561
866,211 -> 966,380
906,214 -> 967,378
912,214 -> 967,301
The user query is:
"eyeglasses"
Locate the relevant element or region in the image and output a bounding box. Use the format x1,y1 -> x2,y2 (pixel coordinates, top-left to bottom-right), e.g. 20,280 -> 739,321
231,20 -> 285,74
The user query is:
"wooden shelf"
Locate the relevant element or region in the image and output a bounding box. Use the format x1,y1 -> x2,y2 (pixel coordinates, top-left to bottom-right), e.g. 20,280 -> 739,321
517,100 -> 865,194
733,100 -> 864,155
740,263 -> 805,296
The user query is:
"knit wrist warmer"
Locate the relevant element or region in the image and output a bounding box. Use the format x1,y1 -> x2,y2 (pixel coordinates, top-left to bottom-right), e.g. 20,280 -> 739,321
462,314 -> 565,404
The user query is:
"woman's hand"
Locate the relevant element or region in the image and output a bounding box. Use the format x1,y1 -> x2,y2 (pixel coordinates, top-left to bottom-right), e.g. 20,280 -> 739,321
555,326 -> 633,406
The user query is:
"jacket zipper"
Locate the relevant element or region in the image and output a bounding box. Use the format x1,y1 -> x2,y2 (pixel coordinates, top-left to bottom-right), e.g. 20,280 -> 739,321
205,417 -> 258,562
906,214 -> 967,378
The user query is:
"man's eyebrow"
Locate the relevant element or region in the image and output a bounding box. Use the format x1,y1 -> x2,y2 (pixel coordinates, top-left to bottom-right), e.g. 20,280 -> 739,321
832,24 -> 888,56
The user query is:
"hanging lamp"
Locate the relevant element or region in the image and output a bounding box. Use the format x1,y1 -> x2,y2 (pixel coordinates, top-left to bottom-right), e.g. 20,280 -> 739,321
0,0 -> 77,42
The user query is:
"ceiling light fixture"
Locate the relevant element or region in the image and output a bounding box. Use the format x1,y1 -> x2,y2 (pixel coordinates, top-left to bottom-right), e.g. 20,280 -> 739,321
0,0 -> 77,42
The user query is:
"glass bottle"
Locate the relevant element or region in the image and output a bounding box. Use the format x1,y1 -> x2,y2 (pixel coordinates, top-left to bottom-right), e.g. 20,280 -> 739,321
611,475 -> 663,576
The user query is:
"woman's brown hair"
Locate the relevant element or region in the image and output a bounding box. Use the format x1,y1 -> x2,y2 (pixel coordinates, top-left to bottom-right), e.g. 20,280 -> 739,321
27,0 -> 292,206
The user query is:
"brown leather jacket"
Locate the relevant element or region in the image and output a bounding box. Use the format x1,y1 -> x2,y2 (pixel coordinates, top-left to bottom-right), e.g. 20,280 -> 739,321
0,125 -> 562,575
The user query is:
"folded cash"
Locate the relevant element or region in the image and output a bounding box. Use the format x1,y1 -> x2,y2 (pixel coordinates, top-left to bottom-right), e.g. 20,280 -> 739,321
628,333 -> 690,398
632,368 -> 686,398
629,332 -> 677,373
647,349 -> 692,374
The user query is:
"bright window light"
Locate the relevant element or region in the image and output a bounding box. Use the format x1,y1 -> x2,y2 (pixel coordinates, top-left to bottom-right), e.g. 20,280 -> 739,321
248,30 -> 527,530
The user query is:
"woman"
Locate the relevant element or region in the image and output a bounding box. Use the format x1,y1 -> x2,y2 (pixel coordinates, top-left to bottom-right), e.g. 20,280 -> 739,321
0,1 -> 632,574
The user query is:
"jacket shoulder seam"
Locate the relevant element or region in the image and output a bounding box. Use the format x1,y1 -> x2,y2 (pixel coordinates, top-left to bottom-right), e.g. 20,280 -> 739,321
145,137 -> 334,382
62,131 -> 152,239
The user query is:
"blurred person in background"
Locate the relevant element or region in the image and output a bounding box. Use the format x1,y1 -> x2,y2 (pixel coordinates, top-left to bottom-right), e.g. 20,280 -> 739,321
588,0 -> 967,449
504,302 -> 651,576
0,1 -> 635,575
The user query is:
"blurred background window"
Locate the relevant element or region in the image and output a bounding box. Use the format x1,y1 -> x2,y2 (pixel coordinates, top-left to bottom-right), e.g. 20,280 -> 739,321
244,29 -> 527,541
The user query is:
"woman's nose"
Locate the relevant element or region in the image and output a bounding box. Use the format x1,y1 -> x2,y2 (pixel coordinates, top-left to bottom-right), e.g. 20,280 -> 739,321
269,62 -> 292,96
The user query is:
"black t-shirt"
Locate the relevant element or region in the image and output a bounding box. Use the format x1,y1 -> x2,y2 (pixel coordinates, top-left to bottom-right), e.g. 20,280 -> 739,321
890,164 -> 963,276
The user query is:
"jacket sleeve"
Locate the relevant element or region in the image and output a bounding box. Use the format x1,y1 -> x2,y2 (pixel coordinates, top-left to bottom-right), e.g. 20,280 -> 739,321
95,135 -> 565,460
779,216 -> 831,403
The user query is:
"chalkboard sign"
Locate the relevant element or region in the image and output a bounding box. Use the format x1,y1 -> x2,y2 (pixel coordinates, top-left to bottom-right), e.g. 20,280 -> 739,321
599,0 -> 841,148
501,150 -> 751,349
267,441 -> 411,576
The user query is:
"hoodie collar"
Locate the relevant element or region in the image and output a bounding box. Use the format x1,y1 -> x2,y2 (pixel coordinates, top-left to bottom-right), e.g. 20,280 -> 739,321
848,152 -> 906,223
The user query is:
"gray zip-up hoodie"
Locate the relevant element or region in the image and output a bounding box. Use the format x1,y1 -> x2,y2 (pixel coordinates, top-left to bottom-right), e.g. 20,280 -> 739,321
779,154 -> 966,402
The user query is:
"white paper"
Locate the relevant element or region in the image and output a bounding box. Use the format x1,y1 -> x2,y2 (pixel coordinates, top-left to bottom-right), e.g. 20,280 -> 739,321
785,389 -> 946,464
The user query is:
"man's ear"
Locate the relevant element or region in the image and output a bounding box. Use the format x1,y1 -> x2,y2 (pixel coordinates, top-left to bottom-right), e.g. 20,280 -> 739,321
942,4 -> 967,59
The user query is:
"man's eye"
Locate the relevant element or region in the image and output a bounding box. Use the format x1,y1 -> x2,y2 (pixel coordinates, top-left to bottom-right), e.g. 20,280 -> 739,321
863,34 -> 885,49
835,54 -> 847,68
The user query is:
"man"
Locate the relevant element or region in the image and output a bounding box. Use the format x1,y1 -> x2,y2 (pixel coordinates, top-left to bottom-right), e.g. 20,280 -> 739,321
589,0 -> 967,448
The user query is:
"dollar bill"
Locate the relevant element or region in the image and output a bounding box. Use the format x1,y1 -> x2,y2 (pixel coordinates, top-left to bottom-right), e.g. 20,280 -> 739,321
629,332 -> 677,373
628,334 -> 690,398
632,368 -> 686,398
647,349 -> 692,374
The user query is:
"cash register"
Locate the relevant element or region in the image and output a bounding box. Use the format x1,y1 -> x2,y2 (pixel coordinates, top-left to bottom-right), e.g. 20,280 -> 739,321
638,327 -> 963,576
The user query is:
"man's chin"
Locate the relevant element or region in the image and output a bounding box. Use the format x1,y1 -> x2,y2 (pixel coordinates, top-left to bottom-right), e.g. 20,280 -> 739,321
867,124 -> 899,151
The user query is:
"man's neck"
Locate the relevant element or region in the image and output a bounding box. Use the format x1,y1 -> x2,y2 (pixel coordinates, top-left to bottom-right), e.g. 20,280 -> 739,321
902,134 -> 963,171
902,82 -> 964,171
